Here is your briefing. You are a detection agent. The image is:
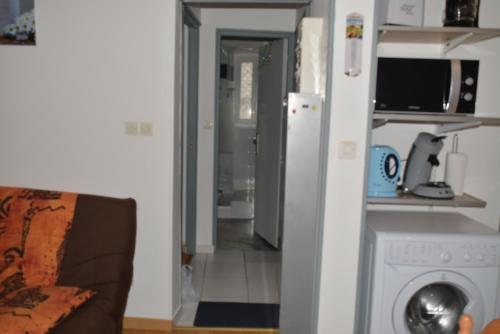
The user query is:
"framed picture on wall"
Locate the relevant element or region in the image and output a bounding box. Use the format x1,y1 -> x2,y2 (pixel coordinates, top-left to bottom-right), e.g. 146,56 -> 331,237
0,0 -> 35,45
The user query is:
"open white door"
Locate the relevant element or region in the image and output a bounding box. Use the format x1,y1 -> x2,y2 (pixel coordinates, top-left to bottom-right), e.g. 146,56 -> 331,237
254,39 -> 287,248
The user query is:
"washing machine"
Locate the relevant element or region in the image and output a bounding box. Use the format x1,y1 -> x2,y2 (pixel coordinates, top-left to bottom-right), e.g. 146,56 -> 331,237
359,210 -> 500,334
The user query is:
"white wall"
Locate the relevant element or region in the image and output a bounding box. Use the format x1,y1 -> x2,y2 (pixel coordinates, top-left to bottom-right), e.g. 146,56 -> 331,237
311,0 -> 379,333
372,0 -> 500,230
196,8 -> 298,250
0,0 -> 180,320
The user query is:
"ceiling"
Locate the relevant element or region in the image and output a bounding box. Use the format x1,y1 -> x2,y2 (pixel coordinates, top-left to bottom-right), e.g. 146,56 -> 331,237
183,0 -> 310,9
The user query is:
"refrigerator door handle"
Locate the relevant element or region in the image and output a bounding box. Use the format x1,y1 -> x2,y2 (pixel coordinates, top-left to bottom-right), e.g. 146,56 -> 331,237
255,133 -> 260,154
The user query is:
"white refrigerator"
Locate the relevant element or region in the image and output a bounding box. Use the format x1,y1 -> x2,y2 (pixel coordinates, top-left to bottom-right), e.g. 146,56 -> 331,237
280,93 -> 325,334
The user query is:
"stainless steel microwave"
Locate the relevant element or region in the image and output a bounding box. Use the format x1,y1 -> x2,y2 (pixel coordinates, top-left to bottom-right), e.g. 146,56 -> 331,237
375,58 -> 479,114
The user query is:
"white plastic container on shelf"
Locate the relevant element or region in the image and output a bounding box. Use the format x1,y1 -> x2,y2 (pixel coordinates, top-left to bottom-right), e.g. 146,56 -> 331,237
379,0 -> 424,26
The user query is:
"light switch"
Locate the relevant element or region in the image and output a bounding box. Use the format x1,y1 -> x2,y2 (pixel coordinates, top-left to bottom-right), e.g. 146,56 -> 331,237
125,122 -> 138,136
338,141 -> 357,160
140,122 -> 154,136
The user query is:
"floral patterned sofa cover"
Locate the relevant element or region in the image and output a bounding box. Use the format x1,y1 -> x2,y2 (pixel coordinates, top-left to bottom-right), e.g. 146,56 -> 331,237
0,187 -> 136,334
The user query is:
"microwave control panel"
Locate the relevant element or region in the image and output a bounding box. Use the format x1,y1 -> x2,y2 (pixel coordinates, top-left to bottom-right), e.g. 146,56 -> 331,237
457,60 -> 480,114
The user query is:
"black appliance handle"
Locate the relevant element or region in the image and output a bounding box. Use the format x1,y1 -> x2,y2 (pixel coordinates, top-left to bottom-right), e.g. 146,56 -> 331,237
428,155 -> 440,167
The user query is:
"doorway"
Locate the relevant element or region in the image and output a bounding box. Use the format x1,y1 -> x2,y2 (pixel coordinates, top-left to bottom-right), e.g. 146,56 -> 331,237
181,6 -> 200,258
216,37 -> 287,252
176,30 -> 295,329
214,30 -> 295,251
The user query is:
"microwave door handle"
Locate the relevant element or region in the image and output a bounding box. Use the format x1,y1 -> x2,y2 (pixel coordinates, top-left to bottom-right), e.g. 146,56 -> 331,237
446,59 -> 462,113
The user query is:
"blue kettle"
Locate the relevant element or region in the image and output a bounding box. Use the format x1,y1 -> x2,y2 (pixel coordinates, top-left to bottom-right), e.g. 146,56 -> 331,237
368,145 -> 401,197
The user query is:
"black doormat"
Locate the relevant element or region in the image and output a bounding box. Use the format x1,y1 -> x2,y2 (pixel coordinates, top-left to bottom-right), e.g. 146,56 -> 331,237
194,302 -> 280,328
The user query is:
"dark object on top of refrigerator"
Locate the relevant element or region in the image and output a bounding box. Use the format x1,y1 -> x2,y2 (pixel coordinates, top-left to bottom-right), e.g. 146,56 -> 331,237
375,57 -> 479,115
444,0 -> 480,27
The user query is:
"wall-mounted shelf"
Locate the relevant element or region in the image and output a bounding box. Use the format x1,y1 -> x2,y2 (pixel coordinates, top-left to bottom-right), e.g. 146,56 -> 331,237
378,26 -> 500,54
368,191 -> 486,208
372,113 -> 500,130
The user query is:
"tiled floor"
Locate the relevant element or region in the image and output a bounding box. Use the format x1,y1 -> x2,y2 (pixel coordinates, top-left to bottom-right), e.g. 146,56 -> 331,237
217,219 -> 275,251
176,219 -> 282,327
176,249 -> 282,326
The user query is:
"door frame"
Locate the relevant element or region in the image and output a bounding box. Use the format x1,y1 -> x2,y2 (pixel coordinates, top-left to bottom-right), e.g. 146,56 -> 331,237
212,29 -> 296,245
182,6 -> 200,255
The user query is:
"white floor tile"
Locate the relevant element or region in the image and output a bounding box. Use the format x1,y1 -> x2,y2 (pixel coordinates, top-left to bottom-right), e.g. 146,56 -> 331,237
245,250 -> 281,264
202,276 -> 248,301
191,253 -> 207,266
276,265 -> 282,296
246,262 -> 280,304
248,293 -> 280,304
192,272 -> 204,297
207,250 -> 244,263
205,258 -> 246,278
247,276 -> 280,304
201,296 -> 249,303
191,263 -> 205,279
176,302 -> 198,327
192,263 -> 205,284
189,253 -> 207,294
195,232 -> 284,307
246,262 -> 280,278
176,318 -> 194,327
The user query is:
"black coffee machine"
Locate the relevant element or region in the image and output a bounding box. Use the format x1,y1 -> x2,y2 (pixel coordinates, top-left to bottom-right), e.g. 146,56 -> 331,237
444,0 -> 480,27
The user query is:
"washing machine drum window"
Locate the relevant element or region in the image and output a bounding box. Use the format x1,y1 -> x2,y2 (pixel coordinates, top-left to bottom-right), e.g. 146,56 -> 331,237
405,284 -> 467,334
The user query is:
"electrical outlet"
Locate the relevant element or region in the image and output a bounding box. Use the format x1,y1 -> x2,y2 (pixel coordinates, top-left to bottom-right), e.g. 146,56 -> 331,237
140,122 -> 154,136
125,121 -> 138,136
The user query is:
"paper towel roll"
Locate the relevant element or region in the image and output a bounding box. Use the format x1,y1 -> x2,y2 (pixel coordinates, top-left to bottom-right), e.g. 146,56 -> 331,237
445,152 -> 467,196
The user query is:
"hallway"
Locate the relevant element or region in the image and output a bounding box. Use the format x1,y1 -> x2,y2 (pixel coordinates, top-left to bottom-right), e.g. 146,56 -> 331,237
176,219 -> 281,327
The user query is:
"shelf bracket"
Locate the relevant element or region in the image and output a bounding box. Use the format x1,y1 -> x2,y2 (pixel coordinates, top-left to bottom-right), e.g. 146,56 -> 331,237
436,120 -> 482,134
372,119 -> 388,129
378,29 -> 388,43
443,32 -> 474,54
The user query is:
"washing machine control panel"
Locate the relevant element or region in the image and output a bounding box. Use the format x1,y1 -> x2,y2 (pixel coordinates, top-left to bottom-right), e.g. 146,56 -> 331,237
385,241 -> 500,267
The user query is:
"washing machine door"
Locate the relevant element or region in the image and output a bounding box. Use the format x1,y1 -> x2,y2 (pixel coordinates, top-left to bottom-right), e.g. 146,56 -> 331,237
393,270 -> 485,334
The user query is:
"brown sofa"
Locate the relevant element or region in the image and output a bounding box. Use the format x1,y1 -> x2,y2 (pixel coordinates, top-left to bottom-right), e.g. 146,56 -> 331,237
52,193 -> 137,334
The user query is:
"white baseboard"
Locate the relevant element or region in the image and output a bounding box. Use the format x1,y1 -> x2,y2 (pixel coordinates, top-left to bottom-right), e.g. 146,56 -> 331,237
196,244 -> 215,253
